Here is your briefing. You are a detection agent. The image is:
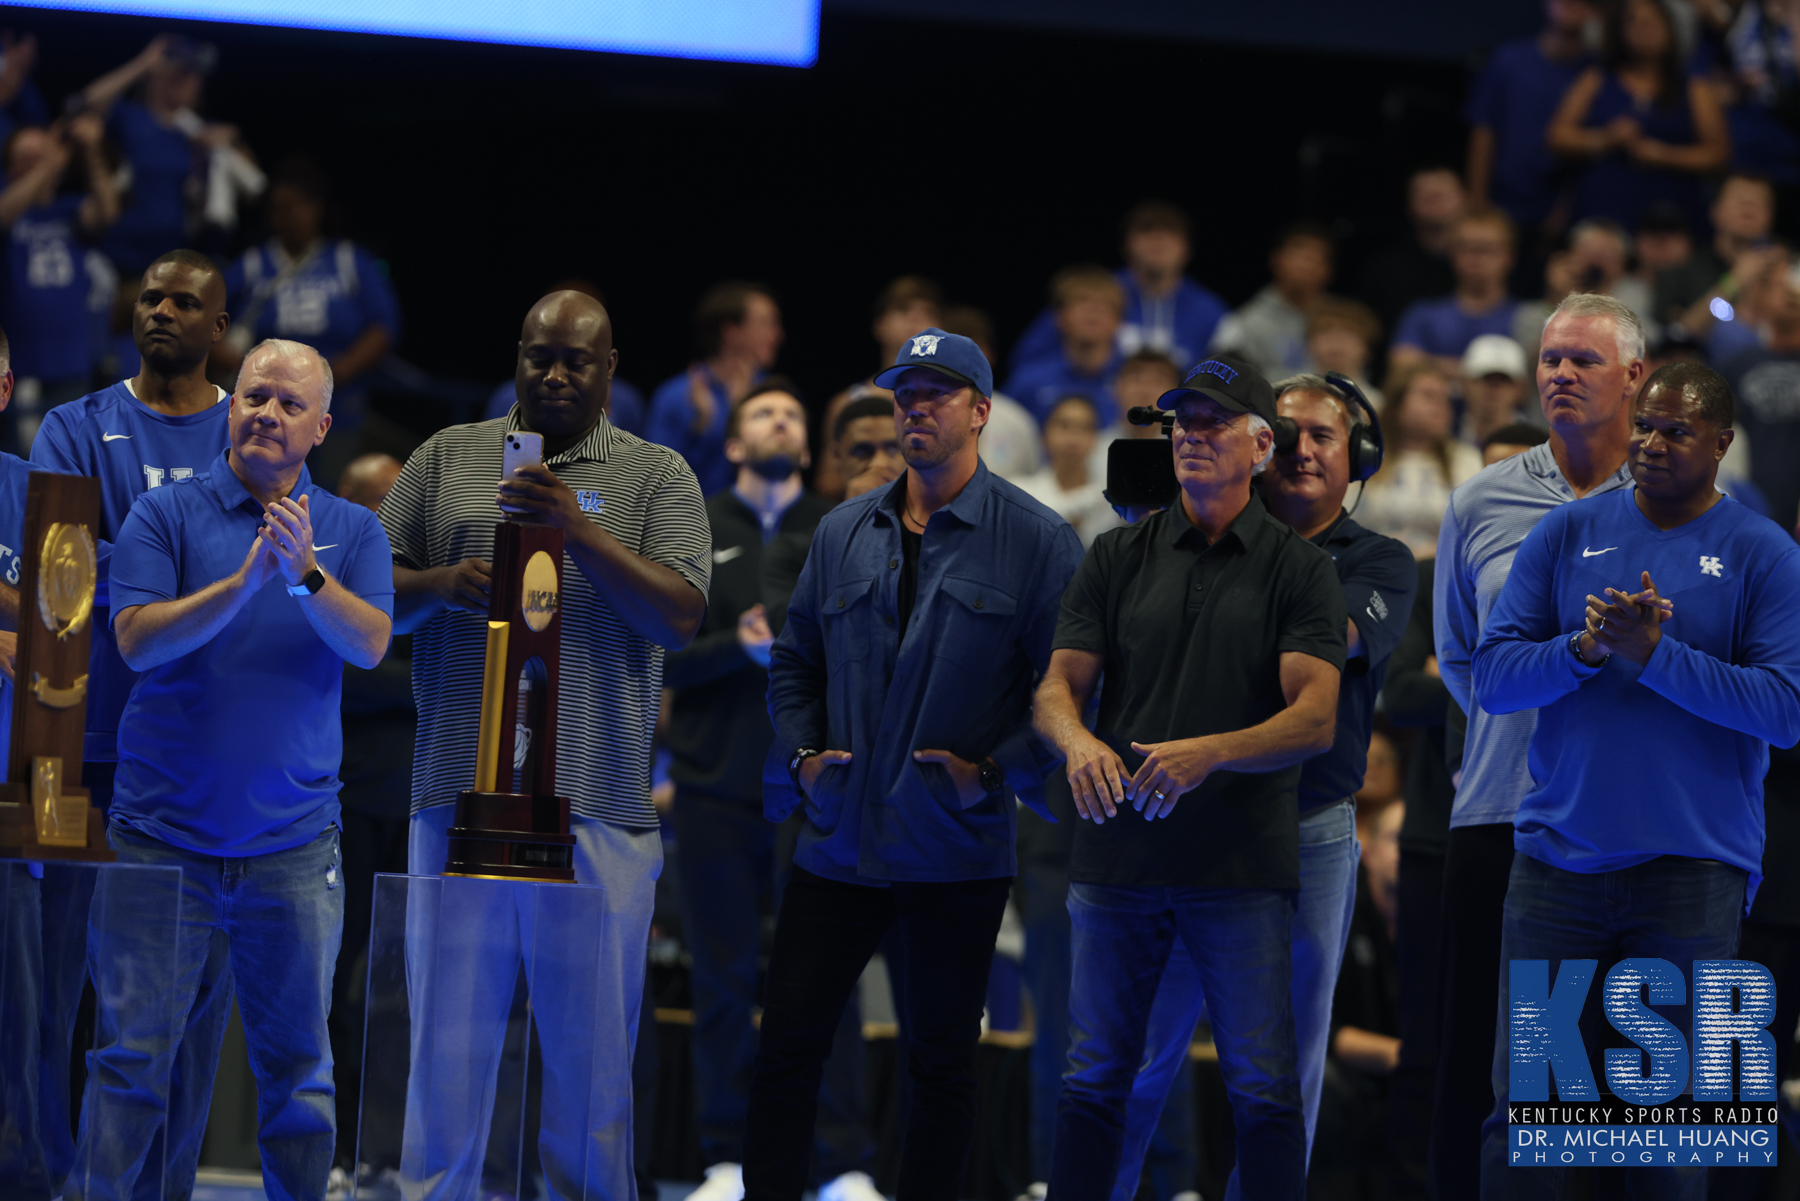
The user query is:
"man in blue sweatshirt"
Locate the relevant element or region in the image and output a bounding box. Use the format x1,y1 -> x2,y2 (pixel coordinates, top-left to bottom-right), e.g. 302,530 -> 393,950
1472,361 -> 1800,1199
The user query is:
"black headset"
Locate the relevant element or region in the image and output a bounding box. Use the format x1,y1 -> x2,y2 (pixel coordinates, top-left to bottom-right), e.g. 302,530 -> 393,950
1322,371 -> 1385,483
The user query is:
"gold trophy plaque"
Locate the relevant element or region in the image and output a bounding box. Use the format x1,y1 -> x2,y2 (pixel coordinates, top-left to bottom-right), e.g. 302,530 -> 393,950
0,472 -> 110,860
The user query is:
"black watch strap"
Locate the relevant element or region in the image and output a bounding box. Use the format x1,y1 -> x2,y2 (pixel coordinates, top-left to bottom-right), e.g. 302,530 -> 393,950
788,747 -> 821,789
978,756 -> 1004,797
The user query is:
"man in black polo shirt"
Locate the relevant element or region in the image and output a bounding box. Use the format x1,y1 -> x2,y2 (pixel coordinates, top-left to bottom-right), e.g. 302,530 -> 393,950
1099,373 -> 1417,1196
664,379 -> 876,1201
1035,352 -> 1346,1200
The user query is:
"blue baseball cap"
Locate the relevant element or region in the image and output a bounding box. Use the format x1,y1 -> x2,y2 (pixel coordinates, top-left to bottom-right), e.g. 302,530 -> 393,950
873,328 -> 993,398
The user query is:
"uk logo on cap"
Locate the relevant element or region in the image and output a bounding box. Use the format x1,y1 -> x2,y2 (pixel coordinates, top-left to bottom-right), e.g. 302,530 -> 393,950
911,334 -> 944,357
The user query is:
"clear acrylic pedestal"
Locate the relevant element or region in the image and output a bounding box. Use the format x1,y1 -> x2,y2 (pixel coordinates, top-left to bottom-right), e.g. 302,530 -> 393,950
1,858 -> 184,1201
353,872 -> 622,1201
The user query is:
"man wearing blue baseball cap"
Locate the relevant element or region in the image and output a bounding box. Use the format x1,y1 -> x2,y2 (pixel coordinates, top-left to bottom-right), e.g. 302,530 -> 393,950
746,329 -> 1084,1201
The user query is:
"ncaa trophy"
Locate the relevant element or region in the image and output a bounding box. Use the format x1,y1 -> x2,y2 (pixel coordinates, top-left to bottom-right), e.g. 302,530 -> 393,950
0,473 -> 108,859
441,518 -> 576,880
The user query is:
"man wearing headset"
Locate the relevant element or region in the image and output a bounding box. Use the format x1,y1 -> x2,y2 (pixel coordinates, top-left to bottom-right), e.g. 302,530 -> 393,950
1097,373 -> 1418,1198
1035,354 -> 1349,1196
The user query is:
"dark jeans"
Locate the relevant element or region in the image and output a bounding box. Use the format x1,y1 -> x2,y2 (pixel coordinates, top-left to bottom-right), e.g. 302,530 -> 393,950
673,791 -> 871,1178
1479,853 -> 1747,1201
1391,848 -> 1445,1201
1016,854 -> 1074,1184
743,866 -> 1011,1201
1050,882 -> 1305,1201
1430,821 -> 1514,1201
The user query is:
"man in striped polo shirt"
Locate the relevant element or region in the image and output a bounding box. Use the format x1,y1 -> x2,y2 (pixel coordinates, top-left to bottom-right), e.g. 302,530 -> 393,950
1429,291 -> 1640,1197
381,291 -> 710,1199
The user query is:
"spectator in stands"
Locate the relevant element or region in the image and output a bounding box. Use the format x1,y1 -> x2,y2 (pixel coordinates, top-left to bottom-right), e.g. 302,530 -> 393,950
1016,394 -> 1121,548
1357,167 -> 1465,339
1633,200 -> 1695,298
1466,0 -> 1599,232
1707,0 -> 1800,190
1010,201 -> 1228,373
0,32 -> 47,150
1390,210 -> 1522,377
1357,363 -> 1483,558
1481,420 -> 1552,465
1653,172 -> 1778,326
483,281 -> 646,434
814,276 -> 940,499
1005,265 -> 1125,426
1306,299 -> 1385,408
1547,0 -> 1731,234
1687,239 -> 1793,363
81,35 -> 253,275
1211,221 -> 1336,380
940,304 -> 1041,482
213,159 -> 398,487
0,115 -> 118,449
1567,217 -> 1657,331
648,280 -> 784,497
1724,266 -> 1800,529
1460,335 -> 1535,445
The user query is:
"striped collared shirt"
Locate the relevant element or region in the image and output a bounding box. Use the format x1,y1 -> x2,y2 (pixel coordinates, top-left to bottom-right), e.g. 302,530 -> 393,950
380,407 -> 710,829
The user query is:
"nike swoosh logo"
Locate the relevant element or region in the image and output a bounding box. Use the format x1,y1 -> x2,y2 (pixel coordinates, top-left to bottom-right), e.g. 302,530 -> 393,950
102,433 -> 131,442
1582,547 -> 1618,557
312,544 -> 338,551
713,546 -> 744,564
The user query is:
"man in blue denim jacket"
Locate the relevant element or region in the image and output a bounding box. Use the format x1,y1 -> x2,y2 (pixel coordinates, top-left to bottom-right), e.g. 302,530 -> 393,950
745,328 -> 1083,1201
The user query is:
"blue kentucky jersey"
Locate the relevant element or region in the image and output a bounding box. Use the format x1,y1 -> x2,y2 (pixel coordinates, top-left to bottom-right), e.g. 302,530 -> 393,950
224,239 -> 401,362
31,381 -> 231,761
0,451 -> 32,767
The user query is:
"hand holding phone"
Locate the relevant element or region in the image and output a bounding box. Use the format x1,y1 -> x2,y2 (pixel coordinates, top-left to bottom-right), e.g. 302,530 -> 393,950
500,432 -> 544,514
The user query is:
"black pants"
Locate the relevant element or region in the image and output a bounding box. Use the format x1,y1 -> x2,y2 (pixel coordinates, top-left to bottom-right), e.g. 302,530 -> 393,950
744,866 -> 1011,1201
1428,822 -> 1513,1201
1390,848 -> 1445,1200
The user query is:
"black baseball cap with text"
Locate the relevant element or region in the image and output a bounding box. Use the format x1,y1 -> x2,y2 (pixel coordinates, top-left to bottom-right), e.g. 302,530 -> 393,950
1156,352 -> 1276,425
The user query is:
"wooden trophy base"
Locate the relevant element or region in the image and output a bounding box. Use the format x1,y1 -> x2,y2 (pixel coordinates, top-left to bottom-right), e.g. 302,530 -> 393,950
443,790 -> 576,882
0,779 -> 113,861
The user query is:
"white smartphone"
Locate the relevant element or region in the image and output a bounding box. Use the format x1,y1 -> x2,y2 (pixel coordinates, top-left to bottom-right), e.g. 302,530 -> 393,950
500,431 -> 543,513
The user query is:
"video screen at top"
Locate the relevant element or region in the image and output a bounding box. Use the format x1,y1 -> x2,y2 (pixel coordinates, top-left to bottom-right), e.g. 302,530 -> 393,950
15,0 -> 820,66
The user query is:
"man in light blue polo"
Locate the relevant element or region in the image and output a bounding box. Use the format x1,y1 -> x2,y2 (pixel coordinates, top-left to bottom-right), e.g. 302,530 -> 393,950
71,338 -> 394,1201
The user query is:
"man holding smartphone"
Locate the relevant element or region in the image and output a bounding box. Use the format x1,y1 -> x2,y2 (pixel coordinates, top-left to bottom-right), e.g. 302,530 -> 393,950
380,290 -> 710,1198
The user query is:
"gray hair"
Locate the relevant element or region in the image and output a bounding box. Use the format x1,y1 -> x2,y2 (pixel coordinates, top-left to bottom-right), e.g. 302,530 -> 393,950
237,338 -> 336,412
1246,413 -> 1275,475
1270,372 -> 1356,433
1544,292 -> 1645,366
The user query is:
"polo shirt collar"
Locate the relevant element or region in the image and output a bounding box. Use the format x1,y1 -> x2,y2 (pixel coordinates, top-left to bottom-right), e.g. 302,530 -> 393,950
504,405 -> 613,466
208,449 -> 313,513
1520,439 -> 1631,489
1309,509 -> 1356,548
1167,487 -> 1270,550
878,460 -> 996,527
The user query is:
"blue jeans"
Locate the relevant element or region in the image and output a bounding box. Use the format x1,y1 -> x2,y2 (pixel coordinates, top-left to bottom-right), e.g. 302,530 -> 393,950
1108,799 -> 1360,1200
1478,852 -> 1747,1201
402,807 -> 660,1201
70,821 -> 344,1201
1050,882 -> 1305,1201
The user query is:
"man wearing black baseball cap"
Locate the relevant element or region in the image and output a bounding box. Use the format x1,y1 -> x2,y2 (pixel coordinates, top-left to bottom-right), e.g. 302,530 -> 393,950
1034,351 -> 1347,1198
748,329 -> 1084,1200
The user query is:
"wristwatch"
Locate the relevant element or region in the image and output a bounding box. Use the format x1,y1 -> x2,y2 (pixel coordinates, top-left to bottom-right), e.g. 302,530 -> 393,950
787,747 -> 821,790
287,566 -> 327,597
1569,629 -> 1608,668
977,756 -> 1005,798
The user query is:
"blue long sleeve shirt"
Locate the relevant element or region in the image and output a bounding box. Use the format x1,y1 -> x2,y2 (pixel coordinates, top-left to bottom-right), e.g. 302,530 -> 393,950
1473,489 -> 1800,897
765,463 -> 1084,885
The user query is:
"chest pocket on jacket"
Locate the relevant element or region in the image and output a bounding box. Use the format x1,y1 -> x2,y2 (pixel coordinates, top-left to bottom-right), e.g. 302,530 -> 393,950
934,575 -> 1018,666
821,576 -> 878,660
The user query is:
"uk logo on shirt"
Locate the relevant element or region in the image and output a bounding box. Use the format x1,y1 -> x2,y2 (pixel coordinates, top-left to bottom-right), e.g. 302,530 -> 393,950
576,490 -> 604,515
1701,556 -> 1724,577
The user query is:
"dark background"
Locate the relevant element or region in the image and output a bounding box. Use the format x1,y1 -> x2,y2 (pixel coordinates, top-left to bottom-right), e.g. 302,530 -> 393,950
8,1 -> 1526,414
